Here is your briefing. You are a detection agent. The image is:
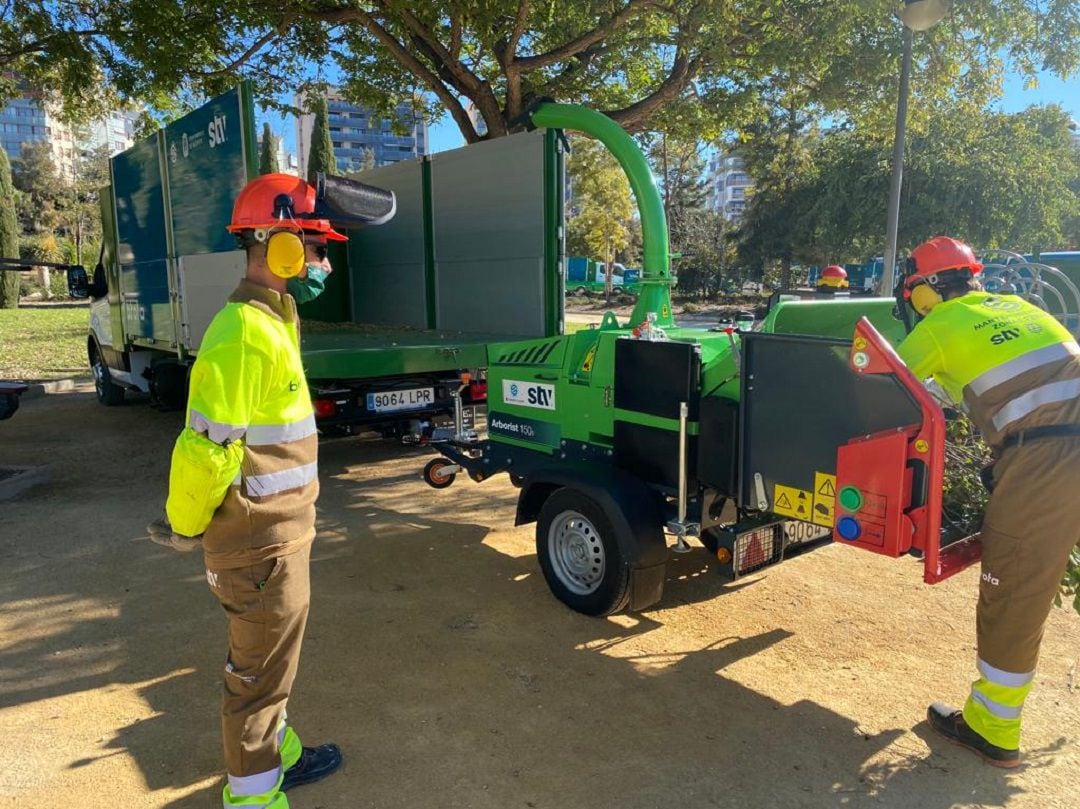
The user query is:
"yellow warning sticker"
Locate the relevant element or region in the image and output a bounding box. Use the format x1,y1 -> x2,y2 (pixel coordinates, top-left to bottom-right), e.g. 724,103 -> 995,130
773,484 -> 813,520
581,344 -> 597,373
812,472 -> 837,527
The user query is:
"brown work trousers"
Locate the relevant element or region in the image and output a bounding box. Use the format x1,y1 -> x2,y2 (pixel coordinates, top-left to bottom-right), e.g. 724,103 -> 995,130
979,436 -> 1080,674
206,543 -> 311,778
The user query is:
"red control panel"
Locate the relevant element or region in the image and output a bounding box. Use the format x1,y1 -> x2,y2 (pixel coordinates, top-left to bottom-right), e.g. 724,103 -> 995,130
834,318 -> 981,584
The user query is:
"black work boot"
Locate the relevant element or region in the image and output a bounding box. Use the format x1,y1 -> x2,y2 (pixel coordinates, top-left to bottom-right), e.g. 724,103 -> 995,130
281,743 -> 343,791
927,703 -> 1020,768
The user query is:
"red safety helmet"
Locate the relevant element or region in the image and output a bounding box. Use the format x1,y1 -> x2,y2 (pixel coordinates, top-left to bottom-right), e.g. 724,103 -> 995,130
226,173 -> 346,241
818,265 -> 849,289
903,236 -> 981,293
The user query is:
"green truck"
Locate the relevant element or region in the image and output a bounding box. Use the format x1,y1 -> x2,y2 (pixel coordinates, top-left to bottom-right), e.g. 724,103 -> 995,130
76,83 -> 566,436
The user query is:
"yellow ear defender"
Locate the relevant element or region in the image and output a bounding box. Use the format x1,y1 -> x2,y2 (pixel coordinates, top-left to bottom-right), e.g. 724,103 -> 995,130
910,283 -> 943,316
266,231 -> 306,278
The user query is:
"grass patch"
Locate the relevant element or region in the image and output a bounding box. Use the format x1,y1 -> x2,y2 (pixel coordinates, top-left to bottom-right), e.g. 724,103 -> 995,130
0,306 -> 90,380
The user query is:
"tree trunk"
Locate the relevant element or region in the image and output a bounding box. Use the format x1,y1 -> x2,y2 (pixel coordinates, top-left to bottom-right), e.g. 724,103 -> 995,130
780,257 -> 792,291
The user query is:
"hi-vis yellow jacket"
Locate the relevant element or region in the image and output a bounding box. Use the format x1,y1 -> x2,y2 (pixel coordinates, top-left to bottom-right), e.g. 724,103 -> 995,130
166,280 -> 318,568
898,291 -> 1080,446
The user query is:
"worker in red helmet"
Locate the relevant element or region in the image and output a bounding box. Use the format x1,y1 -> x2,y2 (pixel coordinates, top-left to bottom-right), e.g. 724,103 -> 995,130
148,174 -> 344,808
896,236 -> 1080,768
817,264 -> 849,292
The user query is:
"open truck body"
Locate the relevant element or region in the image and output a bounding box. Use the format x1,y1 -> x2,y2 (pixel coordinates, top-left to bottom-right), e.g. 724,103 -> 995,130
85,83 -> 565,435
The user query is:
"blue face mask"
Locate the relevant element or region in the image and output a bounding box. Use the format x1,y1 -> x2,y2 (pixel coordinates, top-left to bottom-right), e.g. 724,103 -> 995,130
287,265 -> 329,305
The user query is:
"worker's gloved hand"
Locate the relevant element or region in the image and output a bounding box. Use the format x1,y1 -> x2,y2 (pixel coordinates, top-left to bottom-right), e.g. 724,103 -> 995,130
146,517 -> 202,553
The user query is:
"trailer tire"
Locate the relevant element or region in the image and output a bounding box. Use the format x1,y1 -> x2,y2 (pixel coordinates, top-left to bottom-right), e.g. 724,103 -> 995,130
423,458 -> 456,489
90,343 -> 125,406
536,488 -> 632,616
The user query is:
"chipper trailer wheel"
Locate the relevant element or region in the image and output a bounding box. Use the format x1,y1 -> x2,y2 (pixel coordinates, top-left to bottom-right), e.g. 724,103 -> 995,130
423,458 -> 457,489
536,488 -> 633,616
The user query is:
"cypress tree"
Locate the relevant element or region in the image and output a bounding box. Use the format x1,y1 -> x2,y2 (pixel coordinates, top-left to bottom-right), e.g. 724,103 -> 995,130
259,122 -> 280,174
0,146 -> 20,308
307,92 -> 337,182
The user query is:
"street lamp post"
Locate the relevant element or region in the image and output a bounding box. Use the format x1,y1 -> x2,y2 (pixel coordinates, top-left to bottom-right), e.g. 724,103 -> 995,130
879,0 -> 949,294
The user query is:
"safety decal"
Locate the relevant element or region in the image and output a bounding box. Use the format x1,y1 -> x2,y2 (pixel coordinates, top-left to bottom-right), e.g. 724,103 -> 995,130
812,472 -> 837,527
581,344 -> 597,373
772,484 -> 813,520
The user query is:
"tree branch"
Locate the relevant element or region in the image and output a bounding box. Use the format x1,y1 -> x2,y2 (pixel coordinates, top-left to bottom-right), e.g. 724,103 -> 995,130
316,7 -> 480,143
389,5 -> 507,136
500,0 -> 531,120
198,24 -> 287,78
605,52 -> 699,132
515,0 -> 656,71
0,28 -> 108,65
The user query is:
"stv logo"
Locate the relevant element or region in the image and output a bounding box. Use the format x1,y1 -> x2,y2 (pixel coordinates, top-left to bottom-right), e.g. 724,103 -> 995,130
509,383 -> 519,397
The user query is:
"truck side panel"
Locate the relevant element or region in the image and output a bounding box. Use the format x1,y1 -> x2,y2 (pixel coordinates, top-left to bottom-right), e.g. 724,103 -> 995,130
112,135 -> 173,348
341,159 -> 428,329
177,252 -> 246,350
430,131 -> 550,337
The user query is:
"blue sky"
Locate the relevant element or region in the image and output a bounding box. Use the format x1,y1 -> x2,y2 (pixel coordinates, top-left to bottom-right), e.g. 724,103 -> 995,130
265,66 -> 1079,160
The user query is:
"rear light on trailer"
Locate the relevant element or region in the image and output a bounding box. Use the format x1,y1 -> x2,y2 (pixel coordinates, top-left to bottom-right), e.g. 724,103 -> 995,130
708,522 -> 786,579
734,524 -> 783,576
312,399 -> 338,419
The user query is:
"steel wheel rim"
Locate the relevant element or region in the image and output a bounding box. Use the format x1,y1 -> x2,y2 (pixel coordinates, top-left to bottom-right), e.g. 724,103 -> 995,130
92,358 -> 107,395
548,509 -> 605,595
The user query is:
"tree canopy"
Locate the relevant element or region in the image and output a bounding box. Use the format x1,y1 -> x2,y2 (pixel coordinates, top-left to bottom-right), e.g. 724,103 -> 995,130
4,2 -> 1078,141
737,103 -> 1080,277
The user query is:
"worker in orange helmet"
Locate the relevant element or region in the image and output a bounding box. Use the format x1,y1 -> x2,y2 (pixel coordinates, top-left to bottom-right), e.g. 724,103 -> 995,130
149,173 -> 345,808
896,236 -> 1080,768
816,264 -> 849,292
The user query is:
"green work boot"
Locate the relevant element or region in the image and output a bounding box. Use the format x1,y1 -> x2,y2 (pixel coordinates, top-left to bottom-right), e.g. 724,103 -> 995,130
927,703 -> 1021,768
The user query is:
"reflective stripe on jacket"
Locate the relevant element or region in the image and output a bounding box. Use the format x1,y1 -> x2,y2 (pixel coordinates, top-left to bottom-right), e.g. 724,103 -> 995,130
897,292 -> 1080,446
166,280 -> 318,568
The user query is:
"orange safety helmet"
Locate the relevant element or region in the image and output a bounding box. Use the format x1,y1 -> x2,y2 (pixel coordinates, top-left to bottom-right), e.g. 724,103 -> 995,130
902,236 -> 982,316
903,236 -> 981,292
227,173 -> 346,241
818,265 -> 849,289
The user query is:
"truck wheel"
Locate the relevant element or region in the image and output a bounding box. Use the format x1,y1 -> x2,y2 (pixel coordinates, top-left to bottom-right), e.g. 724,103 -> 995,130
90,345 -> 125,406
423,458 -> 456,489
536,488 -> 631,616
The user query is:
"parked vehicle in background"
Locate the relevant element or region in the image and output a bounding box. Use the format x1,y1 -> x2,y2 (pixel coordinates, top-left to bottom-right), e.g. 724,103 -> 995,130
566,256 -> 640,295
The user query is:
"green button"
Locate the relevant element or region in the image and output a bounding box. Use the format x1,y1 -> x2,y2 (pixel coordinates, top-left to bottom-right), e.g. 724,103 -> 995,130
839,486 -> 863,512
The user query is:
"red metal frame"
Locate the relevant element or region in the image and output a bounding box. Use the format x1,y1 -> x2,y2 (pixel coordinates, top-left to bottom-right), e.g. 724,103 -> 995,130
837,318 -> 981,584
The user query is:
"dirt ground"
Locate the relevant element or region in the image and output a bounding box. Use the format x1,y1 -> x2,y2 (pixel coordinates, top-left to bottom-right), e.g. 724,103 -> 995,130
1,388 -> 1077,809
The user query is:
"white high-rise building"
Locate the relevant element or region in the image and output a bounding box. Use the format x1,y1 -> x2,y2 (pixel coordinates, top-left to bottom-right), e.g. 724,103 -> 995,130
705,151 -> 752,222
48,109 -> 139,180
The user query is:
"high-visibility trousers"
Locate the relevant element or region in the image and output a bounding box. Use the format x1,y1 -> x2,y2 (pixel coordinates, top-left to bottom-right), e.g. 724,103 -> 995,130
964,436 -> 1080,749
206,545 -> 311,807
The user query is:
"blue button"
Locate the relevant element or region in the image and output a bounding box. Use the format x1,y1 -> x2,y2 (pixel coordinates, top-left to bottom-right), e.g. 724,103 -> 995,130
837,516 -> 861,541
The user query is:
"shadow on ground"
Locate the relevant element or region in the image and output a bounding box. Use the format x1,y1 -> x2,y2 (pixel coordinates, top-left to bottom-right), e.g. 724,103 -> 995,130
0,393 -> 1051,808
